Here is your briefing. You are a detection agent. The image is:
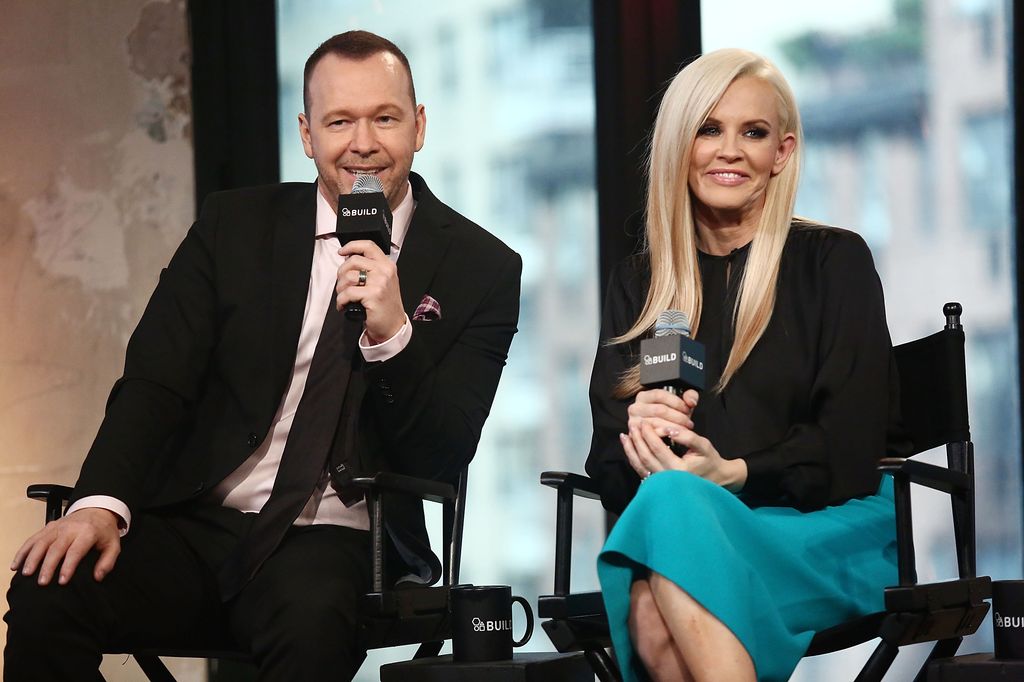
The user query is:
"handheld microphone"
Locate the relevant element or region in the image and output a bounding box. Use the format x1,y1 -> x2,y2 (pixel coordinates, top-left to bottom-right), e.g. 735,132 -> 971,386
639,310 -> 706,394
640,310 -> 706,455
335,174 -> 393,320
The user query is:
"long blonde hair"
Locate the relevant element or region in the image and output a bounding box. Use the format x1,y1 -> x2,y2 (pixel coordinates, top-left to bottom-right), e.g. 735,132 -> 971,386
614,49 -> 803,395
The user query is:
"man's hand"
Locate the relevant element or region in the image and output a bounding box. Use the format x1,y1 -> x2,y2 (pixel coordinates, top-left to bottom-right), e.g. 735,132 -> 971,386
10,508 -> 121,585
336,240 -> 406,342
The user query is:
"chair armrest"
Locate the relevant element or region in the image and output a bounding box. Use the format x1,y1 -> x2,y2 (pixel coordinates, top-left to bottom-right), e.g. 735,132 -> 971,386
540,471 -> 605,596
538,590 -> 607,620
878,458 -> 970,495
352,472 -> 459,594
26,484 -> 74,523
879,456 -> 976,586
540,471 -> 602,500
27,484 -> 73,502
884,576 -> 991,612
351,472 -> 455,504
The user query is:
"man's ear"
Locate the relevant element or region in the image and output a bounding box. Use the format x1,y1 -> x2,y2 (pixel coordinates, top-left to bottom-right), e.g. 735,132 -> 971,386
414,104 -> 426,152
298,113 -> 314,160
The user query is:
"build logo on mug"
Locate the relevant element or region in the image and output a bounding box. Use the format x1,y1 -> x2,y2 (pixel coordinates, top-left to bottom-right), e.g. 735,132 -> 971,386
451,584 -> 534,662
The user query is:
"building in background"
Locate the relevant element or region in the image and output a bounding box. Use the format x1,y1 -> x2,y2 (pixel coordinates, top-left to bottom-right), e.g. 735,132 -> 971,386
704,0 -> 1017,677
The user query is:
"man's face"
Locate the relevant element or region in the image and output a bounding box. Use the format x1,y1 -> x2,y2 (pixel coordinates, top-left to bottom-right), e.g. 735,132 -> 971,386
299,52 -> 426,211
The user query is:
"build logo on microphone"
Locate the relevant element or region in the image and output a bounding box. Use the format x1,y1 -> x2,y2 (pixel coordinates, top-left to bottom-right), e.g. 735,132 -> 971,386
340,207 -> 378,217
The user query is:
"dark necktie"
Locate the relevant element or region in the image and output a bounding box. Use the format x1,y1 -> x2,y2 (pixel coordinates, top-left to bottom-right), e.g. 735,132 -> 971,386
218,293 -> 360,600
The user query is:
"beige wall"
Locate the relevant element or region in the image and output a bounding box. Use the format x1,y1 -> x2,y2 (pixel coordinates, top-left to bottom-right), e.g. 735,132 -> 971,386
0,1 -> 203,678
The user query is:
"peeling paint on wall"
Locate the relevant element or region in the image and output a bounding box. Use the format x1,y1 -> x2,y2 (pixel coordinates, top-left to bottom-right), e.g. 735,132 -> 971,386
0,2 -> 201,679
128,0 -> 191,140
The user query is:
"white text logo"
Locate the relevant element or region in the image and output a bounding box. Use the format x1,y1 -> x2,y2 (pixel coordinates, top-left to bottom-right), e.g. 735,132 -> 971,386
995,612 -> 1024,628
472,616 -> 513,632
340,207 -> 378,217
643,353 -> 677,366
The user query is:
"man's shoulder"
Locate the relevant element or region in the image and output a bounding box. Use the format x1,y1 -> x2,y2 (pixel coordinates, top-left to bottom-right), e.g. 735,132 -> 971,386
439,201 -> 517,260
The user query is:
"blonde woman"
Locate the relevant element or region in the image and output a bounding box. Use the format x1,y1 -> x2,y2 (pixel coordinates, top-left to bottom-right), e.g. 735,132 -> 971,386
586,49 -> 907,682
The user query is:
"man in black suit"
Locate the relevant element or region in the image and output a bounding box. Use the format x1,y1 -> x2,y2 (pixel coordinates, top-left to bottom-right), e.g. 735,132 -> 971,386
4,30 -> 521,680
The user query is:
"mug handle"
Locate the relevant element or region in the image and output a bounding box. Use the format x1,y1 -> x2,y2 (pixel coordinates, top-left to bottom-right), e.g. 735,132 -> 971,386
511,595 -> 535,647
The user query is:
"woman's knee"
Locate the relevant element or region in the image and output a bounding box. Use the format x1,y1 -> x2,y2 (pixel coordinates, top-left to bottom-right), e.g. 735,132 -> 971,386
628,579 -> 673,662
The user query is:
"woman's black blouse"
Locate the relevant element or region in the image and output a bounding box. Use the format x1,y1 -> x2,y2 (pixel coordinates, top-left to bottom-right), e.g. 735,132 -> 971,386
585,222 -> 909,515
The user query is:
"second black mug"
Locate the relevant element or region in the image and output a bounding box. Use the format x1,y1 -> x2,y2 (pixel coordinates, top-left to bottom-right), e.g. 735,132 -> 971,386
450,584 -> 534,662
993,580 -> 1024,659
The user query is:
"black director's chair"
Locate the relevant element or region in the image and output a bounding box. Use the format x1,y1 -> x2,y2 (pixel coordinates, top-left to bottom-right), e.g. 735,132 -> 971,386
25,468 -> 469,681
537,302 -> 991,682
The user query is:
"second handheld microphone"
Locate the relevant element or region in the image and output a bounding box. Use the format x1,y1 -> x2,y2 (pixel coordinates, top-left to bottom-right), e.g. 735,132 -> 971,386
638,310 -> 706,395
639,310 -> 706,455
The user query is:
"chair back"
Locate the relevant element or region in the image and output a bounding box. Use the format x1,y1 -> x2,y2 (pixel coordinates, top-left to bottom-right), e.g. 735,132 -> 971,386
805,302 -> 990,675
890,302 -> 978,581
893,303 -> 970,456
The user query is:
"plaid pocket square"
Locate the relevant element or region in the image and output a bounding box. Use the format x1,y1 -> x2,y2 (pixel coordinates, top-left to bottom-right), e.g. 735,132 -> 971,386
413,294 -> 442,321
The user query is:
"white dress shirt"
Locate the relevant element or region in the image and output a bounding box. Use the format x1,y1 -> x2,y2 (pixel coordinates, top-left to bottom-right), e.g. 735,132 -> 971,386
69,180 -> 416,534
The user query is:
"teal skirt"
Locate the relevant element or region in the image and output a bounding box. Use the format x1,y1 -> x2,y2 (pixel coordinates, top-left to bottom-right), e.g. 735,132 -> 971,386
597,471 -> 896,682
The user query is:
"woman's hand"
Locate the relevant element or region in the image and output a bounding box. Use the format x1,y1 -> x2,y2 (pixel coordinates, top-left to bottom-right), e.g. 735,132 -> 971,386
626,388 -> 699,434
620,420 -> 747,492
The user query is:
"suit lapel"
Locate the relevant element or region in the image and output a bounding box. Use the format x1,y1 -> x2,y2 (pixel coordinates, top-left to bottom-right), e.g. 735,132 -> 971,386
270,184 -> 318,399
398,174 -> 453,316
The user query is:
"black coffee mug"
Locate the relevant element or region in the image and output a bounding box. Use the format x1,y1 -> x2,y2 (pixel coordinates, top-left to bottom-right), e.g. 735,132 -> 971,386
993,580 -> 1024,659
450,584 -> 534,662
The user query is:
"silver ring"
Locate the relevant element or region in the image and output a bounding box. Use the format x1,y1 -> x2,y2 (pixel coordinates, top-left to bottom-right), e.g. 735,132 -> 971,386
357,269 -> 368,287
643,470 -> 652,481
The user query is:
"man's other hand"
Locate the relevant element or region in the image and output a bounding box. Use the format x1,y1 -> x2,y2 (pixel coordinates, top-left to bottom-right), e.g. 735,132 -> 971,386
10,507 -> 121,585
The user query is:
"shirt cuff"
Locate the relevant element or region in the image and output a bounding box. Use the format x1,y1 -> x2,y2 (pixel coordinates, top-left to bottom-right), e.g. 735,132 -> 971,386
66,496 -> 131,537
739,452 -> 781,501
359,315 -> 412,362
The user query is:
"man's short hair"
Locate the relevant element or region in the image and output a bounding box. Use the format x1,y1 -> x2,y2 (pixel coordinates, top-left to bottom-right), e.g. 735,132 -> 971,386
303,30 -> 416,114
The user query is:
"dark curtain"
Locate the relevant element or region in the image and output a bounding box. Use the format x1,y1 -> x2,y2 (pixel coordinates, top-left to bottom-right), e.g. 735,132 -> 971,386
591,0 -> 701,294
189,0 -> 280,212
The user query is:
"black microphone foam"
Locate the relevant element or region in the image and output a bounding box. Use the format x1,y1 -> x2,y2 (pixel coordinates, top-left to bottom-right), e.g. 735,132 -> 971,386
335,174 -> 393,253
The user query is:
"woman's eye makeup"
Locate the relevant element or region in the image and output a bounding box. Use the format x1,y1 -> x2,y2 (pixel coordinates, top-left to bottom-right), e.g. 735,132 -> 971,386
695,123 -> 771,139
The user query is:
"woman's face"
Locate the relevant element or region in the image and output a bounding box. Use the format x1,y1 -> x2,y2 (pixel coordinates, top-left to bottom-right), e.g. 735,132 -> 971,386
687,76 -> 796,227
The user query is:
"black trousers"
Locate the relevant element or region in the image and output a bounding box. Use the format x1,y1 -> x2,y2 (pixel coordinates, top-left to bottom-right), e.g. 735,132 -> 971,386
4,503 -> 372,681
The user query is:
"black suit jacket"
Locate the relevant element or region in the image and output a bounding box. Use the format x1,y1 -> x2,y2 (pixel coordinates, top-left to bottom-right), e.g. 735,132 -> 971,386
72,173 -> 522,582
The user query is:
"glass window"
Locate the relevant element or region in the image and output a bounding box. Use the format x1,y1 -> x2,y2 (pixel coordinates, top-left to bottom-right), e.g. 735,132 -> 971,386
703,0 -> 1017,677
276,1 -> 599,677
